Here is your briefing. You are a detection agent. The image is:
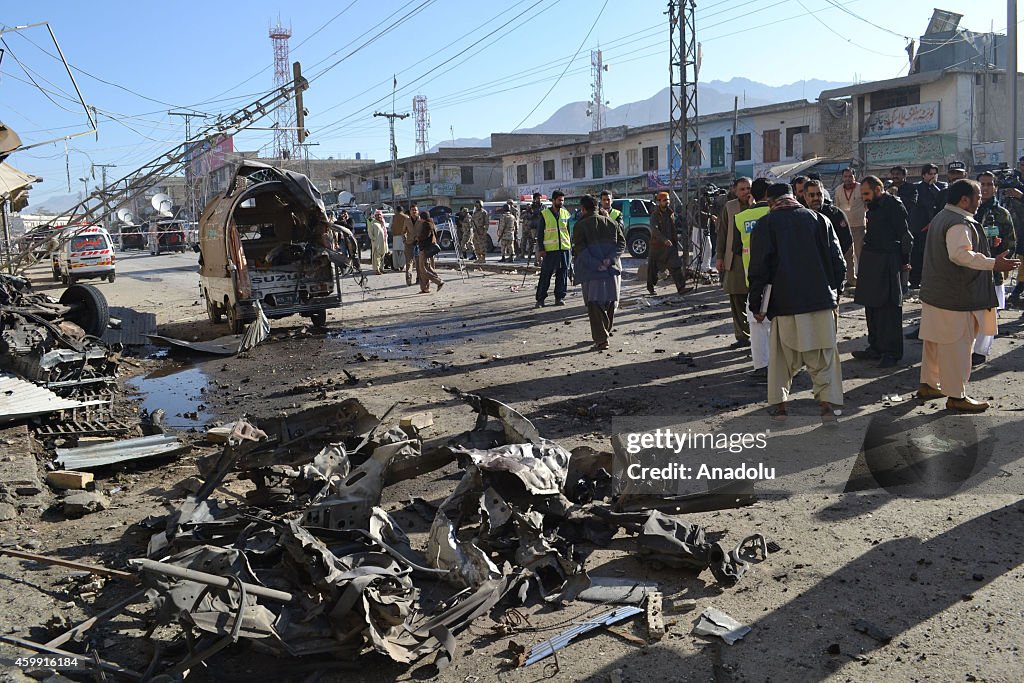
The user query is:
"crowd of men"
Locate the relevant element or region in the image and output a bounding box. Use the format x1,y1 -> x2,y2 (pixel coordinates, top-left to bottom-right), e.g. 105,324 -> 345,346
710,160 -> 1024,415
345,157 -> 1023,416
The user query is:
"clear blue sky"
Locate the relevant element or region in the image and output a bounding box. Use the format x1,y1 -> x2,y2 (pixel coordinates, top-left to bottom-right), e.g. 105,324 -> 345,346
1,0 -> 1016,205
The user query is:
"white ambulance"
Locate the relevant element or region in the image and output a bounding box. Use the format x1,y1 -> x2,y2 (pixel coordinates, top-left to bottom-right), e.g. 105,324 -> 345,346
52,225 -> 117,285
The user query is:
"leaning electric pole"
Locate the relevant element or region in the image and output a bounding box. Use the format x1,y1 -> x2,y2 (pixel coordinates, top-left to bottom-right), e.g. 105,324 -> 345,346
668,0 -> 700,264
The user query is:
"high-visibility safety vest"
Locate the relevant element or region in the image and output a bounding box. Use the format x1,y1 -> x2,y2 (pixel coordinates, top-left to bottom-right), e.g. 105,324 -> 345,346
608,208 -> 622,222
542,207 -> 571,251
735,204 -> 770,287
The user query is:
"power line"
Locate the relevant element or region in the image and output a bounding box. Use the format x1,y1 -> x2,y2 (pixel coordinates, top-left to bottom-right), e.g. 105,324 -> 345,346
509,0 -> 609,132
793,0 -> 904,57
822,0 -> 910,40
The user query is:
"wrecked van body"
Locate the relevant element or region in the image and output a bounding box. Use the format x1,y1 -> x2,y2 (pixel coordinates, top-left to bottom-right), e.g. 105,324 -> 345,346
199,161 -> 360,333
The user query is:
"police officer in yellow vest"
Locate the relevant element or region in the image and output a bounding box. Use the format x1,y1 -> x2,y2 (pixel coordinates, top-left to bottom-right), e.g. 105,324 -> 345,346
536,190 -> 572,308
600,190 -> 624,229
735,178 -> 772,380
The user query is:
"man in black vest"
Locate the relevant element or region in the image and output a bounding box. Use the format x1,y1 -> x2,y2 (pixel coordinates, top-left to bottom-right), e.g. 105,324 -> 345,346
852,176 -> 912,368
917,180 -> 1020,412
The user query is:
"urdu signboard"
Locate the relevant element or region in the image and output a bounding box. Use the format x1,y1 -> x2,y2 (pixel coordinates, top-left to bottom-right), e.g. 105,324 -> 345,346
863,101 -> 940,139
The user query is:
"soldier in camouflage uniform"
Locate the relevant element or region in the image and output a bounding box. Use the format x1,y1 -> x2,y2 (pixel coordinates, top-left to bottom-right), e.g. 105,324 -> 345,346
471,199 -> 490,263
497,205 -> 518,262
456,207 -> 473,259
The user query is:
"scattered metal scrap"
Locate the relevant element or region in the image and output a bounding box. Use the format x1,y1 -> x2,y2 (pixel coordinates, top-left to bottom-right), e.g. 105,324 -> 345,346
1,387 -> 780,677
55,433 -> 190,470
0,371 -> 85,424
522,606 -> 643,667
693,607 -> 751,645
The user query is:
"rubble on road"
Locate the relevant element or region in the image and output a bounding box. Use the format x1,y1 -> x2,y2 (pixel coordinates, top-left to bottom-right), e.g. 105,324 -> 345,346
0,387 -> 778,677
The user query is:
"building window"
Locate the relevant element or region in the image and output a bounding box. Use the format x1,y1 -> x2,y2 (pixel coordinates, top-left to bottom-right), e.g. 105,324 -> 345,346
763,129 -> 780,163
734,133 -> 751,162
605,151 -> 620,176
592,154 -> 604,179
642,146 -> 659,171
626,148 -> 639,174
785,126 -> 809,157
424,169 -> 430,184
516,164 -> 527,184
460,166 -> 474,184
506,166 -> 516,186
870,86 -> 920,110
572,156 -> 586,178
710,137 -> 725,167
543,159 -> 555,181
561,158 -> 572,180
532,161 -> 542,183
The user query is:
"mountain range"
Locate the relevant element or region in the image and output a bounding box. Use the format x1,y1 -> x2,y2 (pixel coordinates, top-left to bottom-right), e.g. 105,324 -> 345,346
431,78 -> 850,150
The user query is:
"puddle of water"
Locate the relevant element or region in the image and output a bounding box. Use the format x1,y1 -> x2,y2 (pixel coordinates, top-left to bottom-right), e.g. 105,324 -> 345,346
127,365 -> 210,430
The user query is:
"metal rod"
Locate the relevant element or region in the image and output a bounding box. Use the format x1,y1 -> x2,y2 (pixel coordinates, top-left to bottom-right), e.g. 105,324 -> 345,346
128,558 -> 294,603
1009,0 -> 1019,165
45,22 -> 96,131
1,549 -> 137,582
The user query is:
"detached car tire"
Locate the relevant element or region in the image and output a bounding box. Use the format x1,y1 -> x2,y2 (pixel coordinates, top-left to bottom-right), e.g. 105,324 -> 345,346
438,230 -> 455,251
60,283 -> 110,338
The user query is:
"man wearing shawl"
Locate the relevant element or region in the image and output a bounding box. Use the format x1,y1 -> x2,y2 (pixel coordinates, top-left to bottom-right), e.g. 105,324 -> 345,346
572,194 -> 626,351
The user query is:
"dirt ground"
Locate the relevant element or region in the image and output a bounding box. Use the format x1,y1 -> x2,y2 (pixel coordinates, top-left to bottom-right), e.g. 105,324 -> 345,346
2,251 -> 1024,682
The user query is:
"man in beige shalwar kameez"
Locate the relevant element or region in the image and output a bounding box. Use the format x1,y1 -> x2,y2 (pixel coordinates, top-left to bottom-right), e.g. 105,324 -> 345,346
917,180 -> 1020,412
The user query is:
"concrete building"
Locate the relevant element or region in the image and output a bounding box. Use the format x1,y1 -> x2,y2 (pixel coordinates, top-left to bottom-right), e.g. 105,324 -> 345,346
331,147 -> 503,210
495,99 -> 823,199
819,67 -> 1024,174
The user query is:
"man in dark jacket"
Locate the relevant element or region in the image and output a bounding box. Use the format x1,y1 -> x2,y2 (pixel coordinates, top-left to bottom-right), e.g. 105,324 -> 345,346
853,176 -> 912,368
572,194 -> 626,350
909,163 -> 945,288
648,191 -> 687,295
889,166 -> 917,216
521,193 -> 544,265
805,180 -> 852,256
748,183 -> 846,419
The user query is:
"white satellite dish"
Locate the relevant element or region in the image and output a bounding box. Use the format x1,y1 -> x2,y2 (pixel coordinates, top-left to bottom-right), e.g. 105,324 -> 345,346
115,208 -> 134,224
151,193 -> 173,217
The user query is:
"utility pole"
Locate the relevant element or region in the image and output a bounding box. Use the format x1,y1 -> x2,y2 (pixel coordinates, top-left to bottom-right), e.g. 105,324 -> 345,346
296,142 -> 319,182
170,111 -> 200,223
1009,0 -> 1018,165
90,163 -> 117,233
730,96 -> 738,177
668,0 -> 700,270
374,110 -> 410,200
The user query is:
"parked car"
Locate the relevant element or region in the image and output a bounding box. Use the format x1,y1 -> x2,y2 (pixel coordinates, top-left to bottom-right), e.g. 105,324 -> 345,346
146,219 -> 189,255
199,161 -> 356,333
52,225 -> 116,285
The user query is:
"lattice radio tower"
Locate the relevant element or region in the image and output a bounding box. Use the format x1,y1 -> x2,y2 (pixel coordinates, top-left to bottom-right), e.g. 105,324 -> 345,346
668,0 -> 700,265
413,95 -> 430,155
269,19 -> 296,160
589,49 -> 608,132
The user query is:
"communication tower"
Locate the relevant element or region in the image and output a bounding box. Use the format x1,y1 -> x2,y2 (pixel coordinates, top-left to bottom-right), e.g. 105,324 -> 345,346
269,20 -> 296,160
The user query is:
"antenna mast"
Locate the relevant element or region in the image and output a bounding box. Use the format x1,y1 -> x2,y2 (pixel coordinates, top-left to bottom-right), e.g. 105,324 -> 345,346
590,49 -> 607,132
413,95 -> 430,155
269,19 -> 296,160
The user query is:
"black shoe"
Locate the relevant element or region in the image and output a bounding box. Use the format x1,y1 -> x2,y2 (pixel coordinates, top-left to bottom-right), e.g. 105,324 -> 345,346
971,353 -> 986,366
534,301 -> 545,309
554,299 -> 565,306
730,339 -> 751,349
878,356 -> 898,368
647,287 -> 656,295
852,349 -> 881,360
